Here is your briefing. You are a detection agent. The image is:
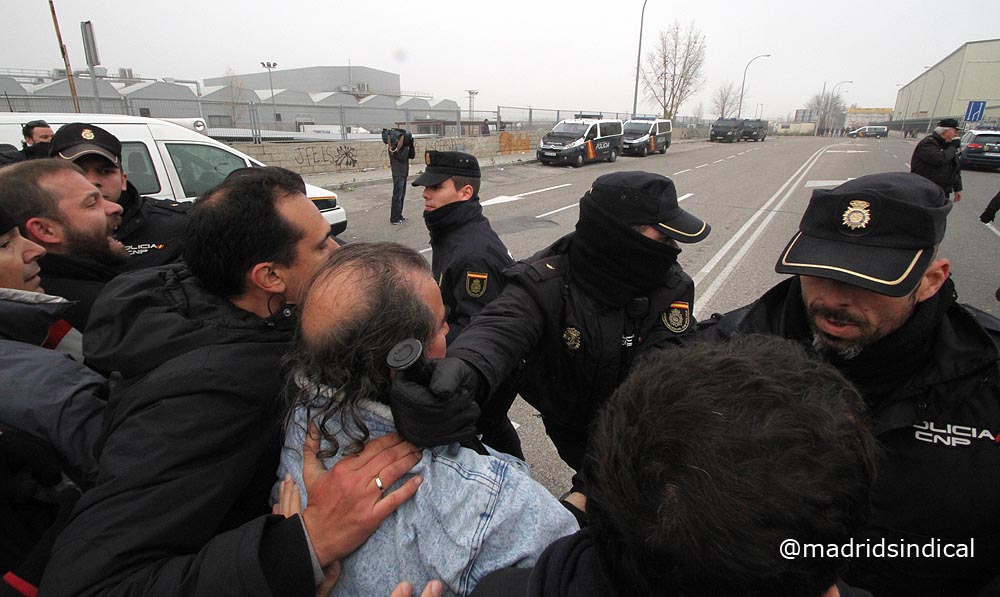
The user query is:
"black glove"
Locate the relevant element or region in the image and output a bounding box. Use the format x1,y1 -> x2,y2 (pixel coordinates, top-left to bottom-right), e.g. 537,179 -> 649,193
388,358 -> 483,448
982,209 -> 996,224
0,427 -> 62,501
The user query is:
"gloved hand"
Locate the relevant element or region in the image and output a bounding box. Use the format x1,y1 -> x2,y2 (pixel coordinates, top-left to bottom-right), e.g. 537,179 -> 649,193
0,426 -> 62,501
982,209 -> 996,224
388,358 -> 483,448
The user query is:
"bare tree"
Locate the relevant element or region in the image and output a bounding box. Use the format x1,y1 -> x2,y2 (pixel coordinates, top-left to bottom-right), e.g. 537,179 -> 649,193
641,21 -> 706,119
221,68 -> 248,128
693,102 -> 705,123
807,90 -> 847,134
712,81 -> 740,118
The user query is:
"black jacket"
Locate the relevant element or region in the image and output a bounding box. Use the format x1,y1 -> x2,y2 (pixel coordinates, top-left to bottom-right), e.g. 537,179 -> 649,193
911,132 -> 963,195
41,265 -> 315,596
448,235 -> 695,469
698,277 -> 1000,596
426,199 -> 513,343
37,253 -> 120,331
116,182 -> 191,271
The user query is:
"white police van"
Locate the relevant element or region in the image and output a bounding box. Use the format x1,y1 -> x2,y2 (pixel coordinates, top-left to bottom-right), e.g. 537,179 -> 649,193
537,115 -> 623,167
622,116 -> 672,157
0,113 -> 347,234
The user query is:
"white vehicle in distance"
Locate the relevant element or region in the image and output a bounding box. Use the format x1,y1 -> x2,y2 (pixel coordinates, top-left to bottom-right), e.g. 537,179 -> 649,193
0,113 -> 347,234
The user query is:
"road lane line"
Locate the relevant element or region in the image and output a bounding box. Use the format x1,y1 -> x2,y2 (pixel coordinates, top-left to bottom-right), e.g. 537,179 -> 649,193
536,203 -> 578,218
695,163 -> 708,168
713,159 -> 724,163
673,168 -> 691,175
804,179 -> 852,188
678,193 -> 693,202
516,183 -> 572,197
726,155 -> 735,159
482,183 -> 571,206
987,223 -> 1000,239
419,247 -> 432,254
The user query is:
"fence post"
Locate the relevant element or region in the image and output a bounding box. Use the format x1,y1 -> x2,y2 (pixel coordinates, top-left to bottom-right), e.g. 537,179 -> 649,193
456,109 -> 462,137
529,107 -> 533,130
339,105 -> 347,141
405,109 -> 411,131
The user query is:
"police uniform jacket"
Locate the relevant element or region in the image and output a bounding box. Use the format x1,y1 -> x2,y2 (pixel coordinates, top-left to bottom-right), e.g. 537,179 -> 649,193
910,132 -> 963,195
426,198 -> 512,343
698,276 -> 1000,596
447,235 -> 695,466
116,181 -> 191,271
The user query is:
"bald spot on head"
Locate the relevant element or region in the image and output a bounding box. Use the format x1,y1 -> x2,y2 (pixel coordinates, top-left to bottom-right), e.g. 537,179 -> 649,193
300,267 -> 371,347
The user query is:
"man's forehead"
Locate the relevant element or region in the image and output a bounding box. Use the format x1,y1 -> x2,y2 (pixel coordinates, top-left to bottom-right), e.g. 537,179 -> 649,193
40,170 -> 98,201
73,153 -> 119,169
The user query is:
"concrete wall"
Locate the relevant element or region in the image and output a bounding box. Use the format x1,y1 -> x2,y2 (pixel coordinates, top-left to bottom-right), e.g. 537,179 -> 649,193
231,131 -> 539,175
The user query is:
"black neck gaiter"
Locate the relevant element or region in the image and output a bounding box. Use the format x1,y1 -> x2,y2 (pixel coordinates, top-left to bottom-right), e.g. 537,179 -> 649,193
568,194 -> 681,307
423,198 -> 482,244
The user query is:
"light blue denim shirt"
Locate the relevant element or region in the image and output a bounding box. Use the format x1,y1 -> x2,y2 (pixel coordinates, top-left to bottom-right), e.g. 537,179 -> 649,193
276,398 -> 579,597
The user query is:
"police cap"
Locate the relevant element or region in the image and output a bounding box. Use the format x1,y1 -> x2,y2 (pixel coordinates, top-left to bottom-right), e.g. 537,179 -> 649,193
411,150 -> 480,187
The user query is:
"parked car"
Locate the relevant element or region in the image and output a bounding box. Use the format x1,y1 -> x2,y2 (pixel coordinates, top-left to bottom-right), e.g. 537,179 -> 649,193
710,118 -> 742,142
740,119 -> 768,142
622,116 -> 671,156
537,115 -> 623,167
958,129 -> 1000,171
0,113 -> 347,233
847,126 -> 888,139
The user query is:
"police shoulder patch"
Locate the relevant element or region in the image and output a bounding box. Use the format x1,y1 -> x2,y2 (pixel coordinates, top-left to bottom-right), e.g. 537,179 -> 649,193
662,301 -> 691,333
466,271 -> 488,298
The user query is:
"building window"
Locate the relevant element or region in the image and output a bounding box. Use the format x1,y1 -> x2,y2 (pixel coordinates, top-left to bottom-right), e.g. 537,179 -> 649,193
275,113 -> 282,122
139,107 -> 152,117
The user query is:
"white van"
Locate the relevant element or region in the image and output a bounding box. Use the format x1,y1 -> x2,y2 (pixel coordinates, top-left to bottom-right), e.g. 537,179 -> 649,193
0,113 -> 347,234
537,116 -> 624,167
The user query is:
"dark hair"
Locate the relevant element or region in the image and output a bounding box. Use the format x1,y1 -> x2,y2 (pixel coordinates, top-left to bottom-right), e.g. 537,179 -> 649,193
183,167 -> 307,298
0,159 -> 84,233
585,335 -> 878,596
22,120 -> 49,138
285,242 -> 433,456
449,175 -> 481,197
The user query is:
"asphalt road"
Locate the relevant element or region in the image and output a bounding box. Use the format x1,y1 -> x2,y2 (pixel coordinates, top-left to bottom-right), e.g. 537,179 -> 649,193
331,135 -> 1000,496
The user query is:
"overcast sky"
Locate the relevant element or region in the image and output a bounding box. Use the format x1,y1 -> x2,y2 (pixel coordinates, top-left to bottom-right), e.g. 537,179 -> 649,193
7,0 -> 999,120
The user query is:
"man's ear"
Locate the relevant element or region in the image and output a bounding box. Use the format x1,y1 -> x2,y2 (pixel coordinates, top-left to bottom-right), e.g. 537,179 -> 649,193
915,258 -> 950,303
24,217 -> 62,246
247,261 -> 287,295
120,171 -> 128,192
458,183 -> 474,201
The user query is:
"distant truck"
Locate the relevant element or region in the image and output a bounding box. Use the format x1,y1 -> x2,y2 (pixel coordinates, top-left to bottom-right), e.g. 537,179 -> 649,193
710,118 -> 743,142
740,119 -> 768,142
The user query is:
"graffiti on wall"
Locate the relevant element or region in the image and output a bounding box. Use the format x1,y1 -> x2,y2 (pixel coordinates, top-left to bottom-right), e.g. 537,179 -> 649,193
293,145 -> 359,170
498,131 -> 532,154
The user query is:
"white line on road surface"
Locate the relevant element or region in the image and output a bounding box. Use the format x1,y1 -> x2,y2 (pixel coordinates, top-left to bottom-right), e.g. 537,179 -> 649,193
987,223 -> 1000,239
536,203 -> 578,218
904,163 -> 910,168
726,155 -> 735,159
826,150 -> 869,153
713,159 -> 724,163
804,179 -> 853,188
673,168 -> 691,175
738,152 -> 746,155
419,247 -> 432,254
678,193 -> 693,202
481,183 -> 571,206
694,144 -> 838,316
695,163 -> 709,169
892,154 -> 898,159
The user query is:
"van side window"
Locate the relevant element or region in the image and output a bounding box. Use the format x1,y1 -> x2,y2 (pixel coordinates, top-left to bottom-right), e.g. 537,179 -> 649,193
586,126 -> 597,141
121,142 -> 161,195
601,122 -> 622,136
165,143 -> 249,199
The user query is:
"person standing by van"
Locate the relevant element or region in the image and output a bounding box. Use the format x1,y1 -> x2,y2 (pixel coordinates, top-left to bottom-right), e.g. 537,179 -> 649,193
50,123 -> 191,270
911,118 -> 963,202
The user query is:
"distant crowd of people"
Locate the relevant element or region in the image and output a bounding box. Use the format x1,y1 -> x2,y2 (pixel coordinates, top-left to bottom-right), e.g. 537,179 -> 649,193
0,117 -> 998,597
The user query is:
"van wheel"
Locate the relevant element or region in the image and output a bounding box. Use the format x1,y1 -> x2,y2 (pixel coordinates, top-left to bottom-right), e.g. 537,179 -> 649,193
661,142 -> 669,153
639,145 -> 647,157
572,154 -> 584,168
608,149 -> 617,163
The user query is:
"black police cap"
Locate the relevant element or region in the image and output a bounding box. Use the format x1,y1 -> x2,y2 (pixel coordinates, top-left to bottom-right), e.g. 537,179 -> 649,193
50,123 -> 122,166
411,150 -> 481,187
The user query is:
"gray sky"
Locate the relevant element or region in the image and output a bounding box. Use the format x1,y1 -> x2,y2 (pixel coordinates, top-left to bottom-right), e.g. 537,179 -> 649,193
7,0 -> 999,120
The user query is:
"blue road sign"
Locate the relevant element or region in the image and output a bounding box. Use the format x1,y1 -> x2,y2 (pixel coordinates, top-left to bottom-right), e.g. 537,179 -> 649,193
965,100 -> 987,122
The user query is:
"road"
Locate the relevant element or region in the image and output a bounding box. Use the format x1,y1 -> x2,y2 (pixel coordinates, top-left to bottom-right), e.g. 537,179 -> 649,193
331,135 -> 1000,496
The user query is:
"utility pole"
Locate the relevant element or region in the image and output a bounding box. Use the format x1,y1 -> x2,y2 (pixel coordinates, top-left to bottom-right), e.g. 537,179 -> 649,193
48,0 -> 80,112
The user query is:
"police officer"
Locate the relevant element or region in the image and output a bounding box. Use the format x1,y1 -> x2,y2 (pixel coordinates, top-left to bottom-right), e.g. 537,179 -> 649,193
391,171 -> 710,484
698,172 -> 1000,596
0,120 -> 53,166
412,150 -> 520,457
911,117 -> 963,202
50,123 -> 191,270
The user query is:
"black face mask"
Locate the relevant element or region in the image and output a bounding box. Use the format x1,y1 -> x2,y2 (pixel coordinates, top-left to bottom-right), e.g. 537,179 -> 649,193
568,193 -> 681,307
23,142 -> 51,159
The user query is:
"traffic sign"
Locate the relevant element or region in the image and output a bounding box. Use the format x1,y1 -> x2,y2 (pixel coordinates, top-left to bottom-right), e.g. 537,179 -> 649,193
965,100 -> 987,122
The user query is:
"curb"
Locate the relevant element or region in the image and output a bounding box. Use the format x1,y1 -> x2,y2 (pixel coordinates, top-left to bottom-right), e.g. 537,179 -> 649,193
318,155 -> 541,192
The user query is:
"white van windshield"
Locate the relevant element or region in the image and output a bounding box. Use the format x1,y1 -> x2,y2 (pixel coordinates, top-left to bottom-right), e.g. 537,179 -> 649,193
624,122 -> 653,134
551,123 -> 589,136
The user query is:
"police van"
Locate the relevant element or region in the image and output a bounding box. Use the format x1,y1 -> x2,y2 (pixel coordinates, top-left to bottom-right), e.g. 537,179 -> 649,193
622,116 -> 672,157
537,115 -> 624,167
0,113 -> 347,234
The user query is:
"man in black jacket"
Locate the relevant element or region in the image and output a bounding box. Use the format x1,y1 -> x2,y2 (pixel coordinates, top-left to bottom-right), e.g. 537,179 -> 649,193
50,123 -> 191,270
698,172 -> 1000,596
41,168 -> 424,596
0,159 -> 124,330
911,118 -> 963,201
392,171 -> 710,487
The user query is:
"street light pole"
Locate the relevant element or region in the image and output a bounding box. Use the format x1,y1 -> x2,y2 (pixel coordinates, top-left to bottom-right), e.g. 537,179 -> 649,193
631,0 -> 650,118
737,54 -> 770,119
260,61 -> 278,123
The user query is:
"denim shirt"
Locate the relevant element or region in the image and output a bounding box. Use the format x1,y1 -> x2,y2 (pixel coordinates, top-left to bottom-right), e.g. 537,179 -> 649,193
277,398 -> 579,597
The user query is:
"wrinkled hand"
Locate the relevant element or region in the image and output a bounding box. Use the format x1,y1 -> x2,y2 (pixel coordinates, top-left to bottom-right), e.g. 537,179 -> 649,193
0,426 -> 62,501
388,358 -> 482,448
391,580 -> 443,597
301,425 -> 423,567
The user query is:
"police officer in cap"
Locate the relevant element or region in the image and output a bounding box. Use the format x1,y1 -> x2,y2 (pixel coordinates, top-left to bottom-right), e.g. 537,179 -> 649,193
698,172 -> 1000,596
391,171 -> 710,491
412,150 -> 519,456
911,117 -> 963,202
50,123 -> 191,270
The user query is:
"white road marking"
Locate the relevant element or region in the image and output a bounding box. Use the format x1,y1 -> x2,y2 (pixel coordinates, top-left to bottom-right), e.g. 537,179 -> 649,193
737,152 -> 746,155
726,155 -> 735,159
804,179 -> 853,188
713,159 -> 725,163
482,183 -> 571,206
536,203 -> 578,218
677,193 -> 693,202
695,163 -> 709,168
419,247 -> 432,254
826,150 -> 869,153
987,223 -> 1000,239
673,168 -> 691,175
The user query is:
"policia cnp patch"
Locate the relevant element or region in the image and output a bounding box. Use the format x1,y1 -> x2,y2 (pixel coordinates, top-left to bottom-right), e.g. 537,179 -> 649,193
466,272 -> 489,298
662,301 -> 691,333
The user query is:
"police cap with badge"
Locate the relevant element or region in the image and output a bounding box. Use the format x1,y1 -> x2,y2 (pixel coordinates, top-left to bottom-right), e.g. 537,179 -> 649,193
411,150 -> 481,187
776,172 -> 951,297
50,123 -> 122,167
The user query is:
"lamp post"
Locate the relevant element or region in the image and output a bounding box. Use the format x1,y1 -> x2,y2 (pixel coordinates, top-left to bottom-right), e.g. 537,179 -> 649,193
737,54 -> 770,119
925,66 -> 945,133
260,61 -> 278,123
631,0 -> 650,118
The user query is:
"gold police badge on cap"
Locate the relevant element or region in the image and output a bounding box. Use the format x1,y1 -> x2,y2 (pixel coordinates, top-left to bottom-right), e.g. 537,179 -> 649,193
841,200 -> 871,230
662,302 -> 691,333
466,272 -> 488,298
81,129 -> 95,140
425,152 -> 432,165
563,327 -> 581,351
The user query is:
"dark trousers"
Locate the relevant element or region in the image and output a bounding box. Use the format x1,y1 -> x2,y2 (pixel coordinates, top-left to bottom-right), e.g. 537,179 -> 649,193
390,173 -> 407,222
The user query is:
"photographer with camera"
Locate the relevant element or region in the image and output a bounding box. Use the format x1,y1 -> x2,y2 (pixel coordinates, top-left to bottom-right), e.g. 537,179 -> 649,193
384,128 -> 414,225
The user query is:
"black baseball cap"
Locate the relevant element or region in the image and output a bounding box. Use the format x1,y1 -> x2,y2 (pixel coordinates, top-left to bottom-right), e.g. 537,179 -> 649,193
588,171 -> 710,243
411,150 -> 481,187
775,172 -> 951,297
50,123 -> 122,166
937,118 -> 962,130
